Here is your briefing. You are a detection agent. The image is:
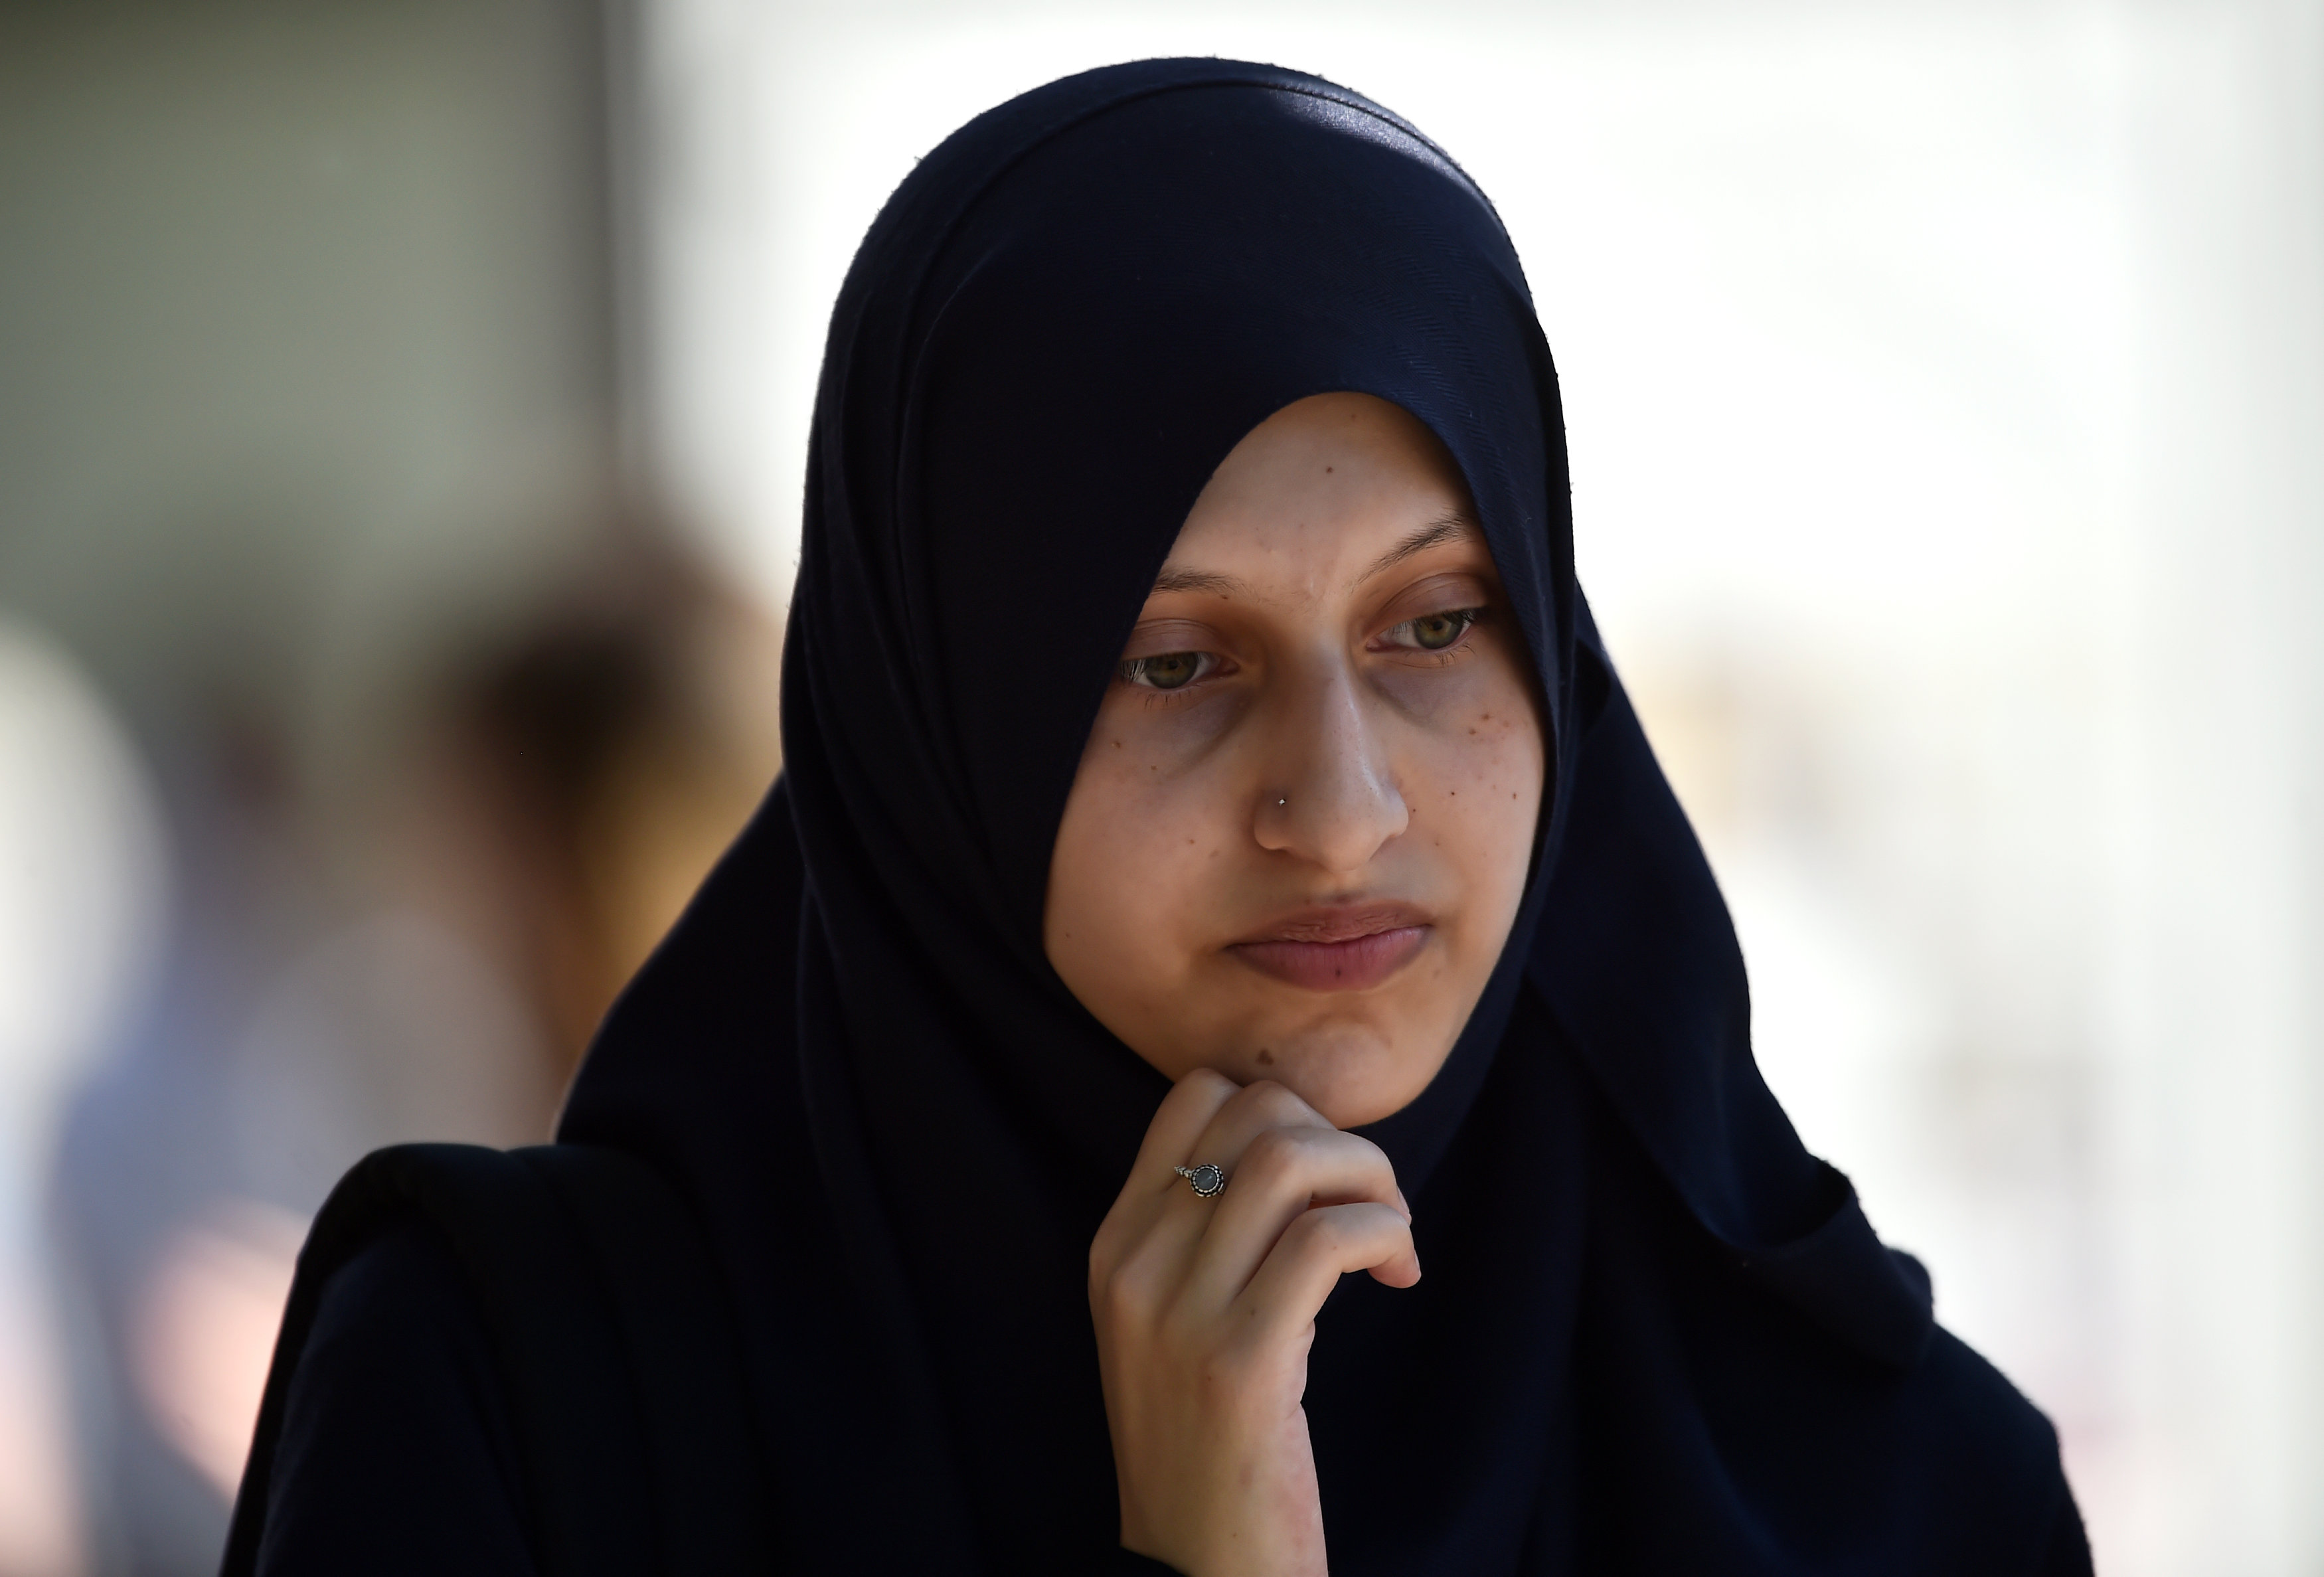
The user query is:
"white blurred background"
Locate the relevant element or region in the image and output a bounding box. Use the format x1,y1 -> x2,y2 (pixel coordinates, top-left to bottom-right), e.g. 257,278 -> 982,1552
4,1 -> 2319,1572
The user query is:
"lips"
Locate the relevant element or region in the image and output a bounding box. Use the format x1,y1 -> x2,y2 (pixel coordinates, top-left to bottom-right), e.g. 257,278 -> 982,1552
1227,903 -> 1432,993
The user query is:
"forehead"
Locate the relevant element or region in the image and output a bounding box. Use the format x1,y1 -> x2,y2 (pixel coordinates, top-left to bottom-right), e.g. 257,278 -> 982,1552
1155,393 -> 1485,597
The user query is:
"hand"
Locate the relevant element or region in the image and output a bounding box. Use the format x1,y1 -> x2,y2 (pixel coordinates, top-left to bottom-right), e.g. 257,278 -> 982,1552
1090,1070 -> 1420,1577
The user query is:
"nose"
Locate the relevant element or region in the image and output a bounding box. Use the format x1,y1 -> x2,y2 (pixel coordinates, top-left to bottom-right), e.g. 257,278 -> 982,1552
1253,663 -> 1409,876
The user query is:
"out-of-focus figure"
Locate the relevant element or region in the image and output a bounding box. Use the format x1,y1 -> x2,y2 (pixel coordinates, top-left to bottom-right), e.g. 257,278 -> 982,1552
47,530 -> 778,1571
11,521 -> 787,1575
2,1 -> 785,1568
0,623 -> 168,1577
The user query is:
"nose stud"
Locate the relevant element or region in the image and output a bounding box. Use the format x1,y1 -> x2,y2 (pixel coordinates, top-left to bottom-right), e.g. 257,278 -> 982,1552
1276,797 -> 1287,807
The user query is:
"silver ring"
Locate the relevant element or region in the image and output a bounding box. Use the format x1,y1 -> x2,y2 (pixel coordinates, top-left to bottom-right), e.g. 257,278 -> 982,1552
1174,1163 -> 1227,1198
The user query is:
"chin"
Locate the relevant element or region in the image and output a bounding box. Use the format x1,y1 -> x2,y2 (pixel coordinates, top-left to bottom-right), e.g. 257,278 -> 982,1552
1246,1019 -> 1448,1129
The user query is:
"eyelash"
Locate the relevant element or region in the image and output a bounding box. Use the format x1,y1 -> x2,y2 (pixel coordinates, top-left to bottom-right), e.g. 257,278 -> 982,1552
1116,608 -> 1489,706
1376,607 -> 1485,656
1118,651 -> 1226,695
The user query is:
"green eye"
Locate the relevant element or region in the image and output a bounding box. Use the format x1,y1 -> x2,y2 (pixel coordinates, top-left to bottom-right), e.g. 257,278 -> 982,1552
1123,651 -> 1206,690
1408,611 -> 1475,651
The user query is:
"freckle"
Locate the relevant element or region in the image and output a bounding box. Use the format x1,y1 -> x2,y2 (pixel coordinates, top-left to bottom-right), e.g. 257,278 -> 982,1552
1112,740 -> 1123,750
1257,1047 -> 1276,1066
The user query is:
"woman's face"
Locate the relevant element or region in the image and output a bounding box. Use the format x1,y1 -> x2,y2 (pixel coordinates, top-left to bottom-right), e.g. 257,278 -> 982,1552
1045,393 -> 1545,1128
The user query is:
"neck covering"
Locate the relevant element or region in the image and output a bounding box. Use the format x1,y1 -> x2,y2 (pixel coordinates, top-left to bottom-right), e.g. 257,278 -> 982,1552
562,58 -> 2080,1575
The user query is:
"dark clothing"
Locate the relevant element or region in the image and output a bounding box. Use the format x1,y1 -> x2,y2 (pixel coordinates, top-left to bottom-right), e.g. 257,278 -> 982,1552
244,58 -> 2091,1576
255,1221 -> 535,1577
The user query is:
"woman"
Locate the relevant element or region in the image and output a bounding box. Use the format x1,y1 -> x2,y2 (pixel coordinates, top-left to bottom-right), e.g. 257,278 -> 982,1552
232,59 -> 2089,1575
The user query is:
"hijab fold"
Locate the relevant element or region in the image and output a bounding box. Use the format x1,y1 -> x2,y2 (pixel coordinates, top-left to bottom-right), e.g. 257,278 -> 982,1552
562,58 -> 2080,1574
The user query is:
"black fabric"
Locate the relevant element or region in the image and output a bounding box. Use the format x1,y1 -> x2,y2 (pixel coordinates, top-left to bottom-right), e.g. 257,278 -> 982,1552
224,1143 -> 770,1577
1112,1554 -> 1187,1577
538,56 -> 2086,1576
248,1219 -> 535,1577
519,1146 -> 774,1568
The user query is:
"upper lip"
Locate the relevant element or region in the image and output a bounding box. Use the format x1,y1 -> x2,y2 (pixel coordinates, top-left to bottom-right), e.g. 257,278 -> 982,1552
1230,901 -> 1432,947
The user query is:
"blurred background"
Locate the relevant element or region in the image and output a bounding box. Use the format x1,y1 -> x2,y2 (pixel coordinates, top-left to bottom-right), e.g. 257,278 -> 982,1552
1,0 -> 2318,1571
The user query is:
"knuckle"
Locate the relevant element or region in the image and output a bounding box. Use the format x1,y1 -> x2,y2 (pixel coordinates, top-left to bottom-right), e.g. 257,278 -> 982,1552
1089,1214 -> 1131,1269
1179,1067 -> 1238,1101
1287,1207 -> 1345,1256
1238,1125 -> 1301,1182
1240,1079 -> 1314,1125
1096,1248 -> 1165,1321
1320,1133 -> 1400,1203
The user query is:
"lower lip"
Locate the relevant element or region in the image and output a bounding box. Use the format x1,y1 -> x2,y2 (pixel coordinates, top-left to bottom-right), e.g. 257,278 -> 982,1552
1229,926 -> 1430,992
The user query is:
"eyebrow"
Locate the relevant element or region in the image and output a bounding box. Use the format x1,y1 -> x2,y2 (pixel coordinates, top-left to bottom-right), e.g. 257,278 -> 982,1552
1151,566 -> 1245,596
1353,512 -> 1479,585
1147,511 -> 1481,599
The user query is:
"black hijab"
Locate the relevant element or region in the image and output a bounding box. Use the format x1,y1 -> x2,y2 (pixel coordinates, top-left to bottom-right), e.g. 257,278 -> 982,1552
561,58 -> 2084,1575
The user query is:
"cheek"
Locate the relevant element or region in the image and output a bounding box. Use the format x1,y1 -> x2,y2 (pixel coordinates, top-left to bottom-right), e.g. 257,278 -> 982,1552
1044,705 -> 1244,991
1396,667 -> 1545,903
